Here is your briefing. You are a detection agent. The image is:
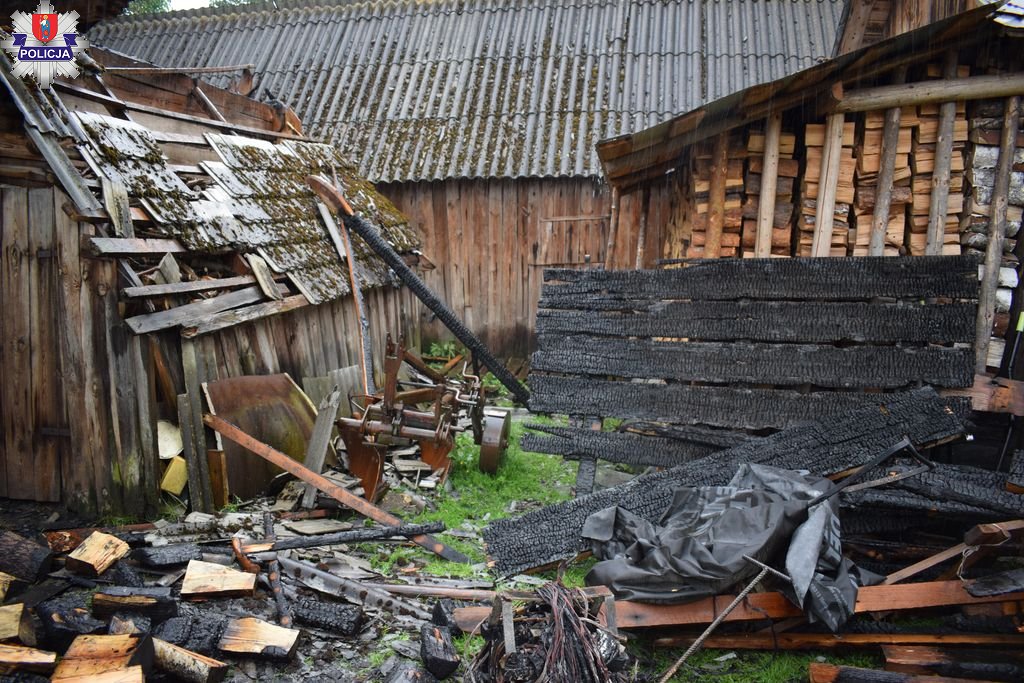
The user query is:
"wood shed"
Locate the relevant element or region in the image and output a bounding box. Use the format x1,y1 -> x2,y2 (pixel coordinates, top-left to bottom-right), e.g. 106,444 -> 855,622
88,0 -> 847,355
596,1 -> 1024,369
0,47 -> 423,517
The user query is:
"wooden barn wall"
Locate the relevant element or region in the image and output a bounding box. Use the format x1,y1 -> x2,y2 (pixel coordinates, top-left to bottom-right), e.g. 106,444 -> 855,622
0,184 -> 420,515
380,177 -> 611,356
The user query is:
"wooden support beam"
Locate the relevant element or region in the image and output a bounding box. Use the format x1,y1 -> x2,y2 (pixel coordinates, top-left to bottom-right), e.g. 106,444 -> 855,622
89,238 -> 186,257
191,82 -> 227,123
834,0 -> 877,56
869,68 -> 906,256
755,113 -> 782,258
180,340 -> 214,512
832,73 -> 1024,114
812,111 -> 845,257
203,414 -> 469,563
705,133 -> 729,258
634,187 -> 651,268
926,51 -> 959,256
975,95 -> 1021,373
604,187 -> 621,269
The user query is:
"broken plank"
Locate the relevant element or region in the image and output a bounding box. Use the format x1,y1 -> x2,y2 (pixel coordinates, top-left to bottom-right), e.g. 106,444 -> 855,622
420,622 -> 459,679
132,543 -> 203,568
152,638 -> 227,683
216,617 -> 298,660
532,337 -> 973,389
883,644 -> 1024,680
65,532 -> 130,578
125,286 -> 278,335
535,301 -> 976,343
89,237 -> 186,257
0,643 -> 57,674
652,632 -> 1024,650
180,560 -> 256,600
301,387 -> 342,508
122,276 -> 257,299
0,531 -> 53,582
203,414 -> 468,563
182,295 -> 307,337
236,521 -> 444,554
809,662 -> 980,683
611,580 -> 1024,630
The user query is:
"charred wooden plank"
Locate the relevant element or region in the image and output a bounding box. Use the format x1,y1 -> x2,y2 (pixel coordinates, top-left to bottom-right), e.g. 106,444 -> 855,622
535,302 -> 976,343
884,644 -> 1024,681
131,543 -> 203,568
485,388 -> 966,575
533,337 -> 974,388
36,594 -> 107,651
541,256 -> 979,304
809,661 -> 980,682
520,426 -> 722,467
153,615 -> 227,657
292,599 -> 362,636
0,531 -> 53,582
91,587 -> 177,622
419,623 -> 459,679
0,644 -> 57,674
50,634 -> 153,681
528,376 -> 912,431
108,615 -> 152,637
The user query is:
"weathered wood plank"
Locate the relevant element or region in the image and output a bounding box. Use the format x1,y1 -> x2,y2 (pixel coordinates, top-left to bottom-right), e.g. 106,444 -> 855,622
811,112 -> 845,257
535,301 -> 976,344
125,286 -> 274,335
182,295 -> 308,338
869,69 -> 906,256
755,113 -> 782,257
2,187 -> 31,500
527,376 -> 923,430
89,238 -> 186,256
485,388 -> 966,575
540,256 -> 979,305
532,337 -> 974,388
121,276 -> 257,299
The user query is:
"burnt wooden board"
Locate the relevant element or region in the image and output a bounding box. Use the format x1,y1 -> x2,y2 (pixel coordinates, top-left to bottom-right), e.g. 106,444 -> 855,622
535,302 -> 976,343
527,376 -> 923,430
540,256 -> 979,304
485,388 -> 967,576
532,337 -> 974,388
520,425 -> 727,468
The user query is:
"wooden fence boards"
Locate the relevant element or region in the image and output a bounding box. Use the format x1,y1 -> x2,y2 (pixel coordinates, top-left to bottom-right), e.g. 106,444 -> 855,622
533,337 -> 974,388
540,255 -> 979,305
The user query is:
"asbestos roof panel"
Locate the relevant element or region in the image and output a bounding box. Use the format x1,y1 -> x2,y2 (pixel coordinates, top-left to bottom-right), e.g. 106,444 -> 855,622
89,0 -> 842,182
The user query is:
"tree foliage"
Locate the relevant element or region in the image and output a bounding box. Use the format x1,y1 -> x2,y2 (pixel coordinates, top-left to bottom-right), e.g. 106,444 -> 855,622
125,0 -> 171,14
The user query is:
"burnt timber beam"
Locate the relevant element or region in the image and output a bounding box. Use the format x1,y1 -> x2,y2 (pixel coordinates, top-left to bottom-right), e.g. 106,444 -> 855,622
534,302 -> 975,343
540,256 -> 979,303
484,388 -> 966,576
532,338 -> 974,388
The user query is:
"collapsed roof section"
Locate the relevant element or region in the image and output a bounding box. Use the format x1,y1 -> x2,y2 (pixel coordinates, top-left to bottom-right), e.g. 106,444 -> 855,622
1,46 -> 419,328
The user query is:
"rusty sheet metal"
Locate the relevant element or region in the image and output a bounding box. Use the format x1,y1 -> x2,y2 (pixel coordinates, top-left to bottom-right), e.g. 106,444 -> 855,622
203,373 -> 336,501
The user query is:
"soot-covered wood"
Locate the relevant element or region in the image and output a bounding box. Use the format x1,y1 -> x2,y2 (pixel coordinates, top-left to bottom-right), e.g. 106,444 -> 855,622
521,425 -> 726,468
540,256 -> 979,305
528,376 -> 919,430
533,337 -> 974,388
535,302 -> 975,343
485,389 -> 967,576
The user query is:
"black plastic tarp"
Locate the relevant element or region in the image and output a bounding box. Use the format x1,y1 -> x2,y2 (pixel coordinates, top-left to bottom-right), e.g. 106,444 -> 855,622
582,464 -> 880,631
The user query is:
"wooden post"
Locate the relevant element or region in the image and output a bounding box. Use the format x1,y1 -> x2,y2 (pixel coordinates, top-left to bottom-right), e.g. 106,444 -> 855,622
869,68 -> 906,256
975,95 -> 1021,373
179,339 -> 214,512
926,51 -> 959,256
705,133 -> 729,258
812,112 -> 845,257
755,113 -> 783,258
604,186 -> 620,269
634,187 -> 651,268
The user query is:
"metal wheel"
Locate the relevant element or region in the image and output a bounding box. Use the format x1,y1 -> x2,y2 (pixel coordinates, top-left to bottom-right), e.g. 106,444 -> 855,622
478,412 -> 511,474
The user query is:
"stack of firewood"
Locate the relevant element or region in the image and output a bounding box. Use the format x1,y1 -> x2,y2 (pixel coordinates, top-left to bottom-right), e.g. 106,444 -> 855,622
741,128 -> 797,257
907,63 -> 969,255
687,134 -> 744,258
798,121 -> 856,256
850,108 -> 913,256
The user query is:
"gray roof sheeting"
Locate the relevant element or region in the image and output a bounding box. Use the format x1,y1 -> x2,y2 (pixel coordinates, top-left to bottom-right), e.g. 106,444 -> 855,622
91,0 -> 843,182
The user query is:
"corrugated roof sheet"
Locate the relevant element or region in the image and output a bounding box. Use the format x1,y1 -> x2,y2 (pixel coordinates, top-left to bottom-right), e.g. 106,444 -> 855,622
90,0 -> 843,182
